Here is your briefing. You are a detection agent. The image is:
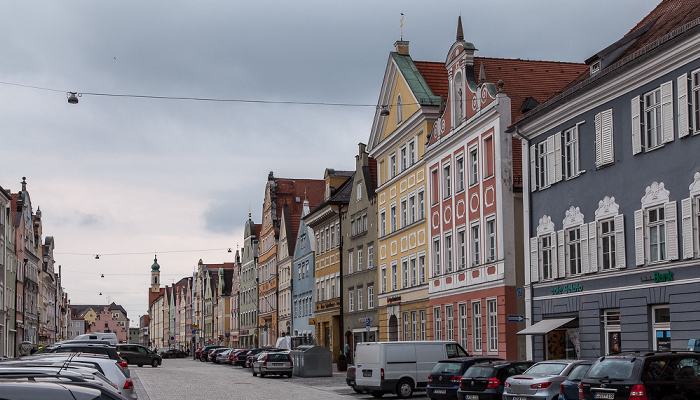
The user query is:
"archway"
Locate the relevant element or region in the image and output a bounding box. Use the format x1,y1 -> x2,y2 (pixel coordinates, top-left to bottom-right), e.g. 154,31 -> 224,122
388,315 -> 398,341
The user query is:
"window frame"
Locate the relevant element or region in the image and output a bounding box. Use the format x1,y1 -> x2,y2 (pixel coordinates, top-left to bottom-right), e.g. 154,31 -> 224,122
443,162 -> 452,199
469,146 -> 479,187
563,126 -> 580,179
643,88 -> 663,150
434,306 -> 442,341
487,298 -> 498,353
456,155 -> 465,193
472,300 -> 482,353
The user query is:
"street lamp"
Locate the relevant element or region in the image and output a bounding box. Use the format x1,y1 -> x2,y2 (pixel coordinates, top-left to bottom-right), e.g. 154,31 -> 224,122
67,92 -> 79,104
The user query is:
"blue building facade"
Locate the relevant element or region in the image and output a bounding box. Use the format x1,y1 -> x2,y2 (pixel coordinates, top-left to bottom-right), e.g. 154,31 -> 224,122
514,1 -> 700,360
291,200 -> 316,340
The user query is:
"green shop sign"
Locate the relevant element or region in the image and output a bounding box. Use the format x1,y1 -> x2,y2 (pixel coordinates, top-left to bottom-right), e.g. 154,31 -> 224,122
550,283 -> 583,295
654,270 -> 674,283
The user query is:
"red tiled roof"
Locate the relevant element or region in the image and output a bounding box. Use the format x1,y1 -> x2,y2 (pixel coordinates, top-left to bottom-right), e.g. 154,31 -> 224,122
414,61 -> 449,100
624,0 -> 699,59
272,178 -> 325,251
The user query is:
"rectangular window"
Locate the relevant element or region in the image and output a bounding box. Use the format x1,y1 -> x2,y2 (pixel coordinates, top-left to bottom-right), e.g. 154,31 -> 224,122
408,195 -> 416,224
409,139 -> 416,165
471,223 -> 480,266
402,260 -> 408,288
443,164 -> 451,198
420,310 -> 426,341
484,137 -> 494,178
391,264 -> 398,291
390,154 -> 397,178
648,206 -> 666,262
653,305 -> 671,351
445,233 -> 453,273
470,148 -> 479,186
433,238 -> 441,276
537,141 -> 548,189
363,214 -> 368,232
418,190 -> 425,220
567,227 -> 582,275
378,161 -> 384,186
411,311 -> 417,341
434,307 -> 442,340
459,303 -> 468,351
357,183 -> 362,202
401,145 -> 407,172
368,286 -> 374,309
693,71 -> 700,134
410,257 -> 417,286
601,219 -> 616,270
458,230 -> 467,269
401,199 -> 407,228
472,301 -> 482,352
367,246 -> 374,269
358,288 -> 363,311
431,169 -> 439,205
604,309 -> 622,354
486,219 -> 496,262
540,235 -> 553,280
644,88 -> 663,149
487,299 -> 498,352
348,251 -> 353,274
564,126 -> 579,179
456,156 -> 465,192
403,311 -> 409,341
351,219 -> 356,236
419,255 -> 426,284
348,289 -> 354,312
390,204 -> 397,232
380,211 -> 386,236
337,223 -> 340,246
326,227 -> 330,250
357,249 -> 363,272
446,305 -> 454,341
381,266 -> 387,293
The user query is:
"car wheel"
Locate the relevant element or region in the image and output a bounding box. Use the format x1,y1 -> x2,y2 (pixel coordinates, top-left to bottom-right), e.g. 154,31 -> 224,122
151,359 -> 159,368
371,391 -> 384,398
396,378 -> 413,399
260,371 -> 265,378
287,373 -> 293,378
353,386 -> 363,394
252,369 -> 257,376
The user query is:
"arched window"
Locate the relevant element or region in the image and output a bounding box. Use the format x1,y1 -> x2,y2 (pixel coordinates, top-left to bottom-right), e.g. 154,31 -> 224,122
396,95 -> 403,124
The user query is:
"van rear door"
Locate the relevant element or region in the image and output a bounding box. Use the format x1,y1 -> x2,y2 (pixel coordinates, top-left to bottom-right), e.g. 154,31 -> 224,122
355,343 -> 382,388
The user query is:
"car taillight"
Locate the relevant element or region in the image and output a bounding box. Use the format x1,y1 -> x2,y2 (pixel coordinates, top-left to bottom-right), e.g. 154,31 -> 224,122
530,382 -> 552,389
289,357 -> 293,367
629,384 -> 647,400
504,381 -> 511,388
561,382 -> 566,394
451,375 -> 462,383
263,354 -> 268,366
124,380 -> 134,390
486,377 -> 500,389
381,368 -> 385,381
118,361 -> 128,368
579,382 -> 584,400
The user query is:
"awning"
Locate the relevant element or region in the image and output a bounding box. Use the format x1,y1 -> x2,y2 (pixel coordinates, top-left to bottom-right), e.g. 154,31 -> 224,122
516,317 -> 576,335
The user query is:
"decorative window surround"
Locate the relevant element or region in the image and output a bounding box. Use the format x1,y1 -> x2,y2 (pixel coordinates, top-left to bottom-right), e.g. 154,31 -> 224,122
632,81 -> 674,155
595,196 -> 626,270
635,182 -> 678,265
682,172 -> 700,259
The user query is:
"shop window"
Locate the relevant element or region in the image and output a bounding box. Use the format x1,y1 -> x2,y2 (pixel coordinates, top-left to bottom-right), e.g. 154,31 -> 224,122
653,305 -> 671,351
604,309 -> 621,354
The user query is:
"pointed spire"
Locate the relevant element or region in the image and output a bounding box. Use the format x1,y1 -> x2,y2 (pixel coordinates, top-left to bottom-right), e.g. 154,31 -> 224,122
456,16 -> 464,41
478,62 -> 486,84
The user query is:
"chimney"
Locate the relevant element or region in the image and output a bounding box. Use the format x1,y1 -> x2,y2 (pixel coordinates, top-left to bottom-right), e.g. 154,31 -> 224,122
357,143 -> 368,167
394,40 -> 409,56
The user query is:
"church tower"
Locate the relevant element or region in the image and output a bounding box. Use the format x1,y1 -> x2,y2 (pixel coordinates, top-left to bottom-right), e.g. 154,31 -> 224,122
151,255 -> 161,293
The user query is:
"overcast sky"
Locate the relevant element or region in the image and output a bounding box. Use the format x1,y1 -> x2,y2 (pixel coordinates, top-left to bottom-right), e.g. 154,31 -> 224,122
1,0 -> 661,327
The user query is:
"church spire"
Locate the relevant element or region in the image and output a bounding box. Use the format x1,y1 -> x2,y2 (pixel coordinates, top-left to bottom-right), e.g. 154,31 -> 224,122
456,16 -> 464,41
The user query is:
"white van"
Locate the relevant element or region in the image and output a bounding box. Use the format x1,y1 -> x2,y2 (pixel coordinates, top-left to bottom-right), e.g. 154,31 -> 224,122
354,341 -> 468,398
72,333 -> 118,346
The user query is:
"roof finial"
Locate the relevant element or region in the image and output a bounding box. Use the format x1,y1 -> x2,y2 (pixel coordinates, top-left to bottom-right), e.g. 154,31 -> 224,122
478,62 -> 486,84
456,15 -> 464,41
400,13 -> 404,41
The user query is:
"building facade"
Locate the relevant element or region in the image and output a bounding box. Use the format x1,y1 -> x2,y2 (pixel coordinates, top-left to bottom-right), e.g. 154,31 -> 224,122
239,216 -> 260,348
292,199 -> 316,340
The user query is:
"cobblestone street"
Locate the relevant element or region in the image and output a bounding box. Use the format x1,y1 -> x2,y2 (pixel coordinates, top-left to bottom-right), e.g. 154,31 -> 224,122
131,359 -> 416,400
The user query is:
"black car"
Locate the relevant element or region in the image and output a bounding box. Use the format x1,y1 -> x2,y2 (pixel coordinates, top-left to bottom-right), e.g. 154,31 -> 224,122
36,343 -> 121,362
233,349 -> 252,366
580,351 -> 700,400
426,357 -> 503,400
346,365 -> 364,393
115,344 -> 162,367
199,345 -> 224,362
160,349 -> 188,359
558,361 -> 592,400
457,360 -> 535,400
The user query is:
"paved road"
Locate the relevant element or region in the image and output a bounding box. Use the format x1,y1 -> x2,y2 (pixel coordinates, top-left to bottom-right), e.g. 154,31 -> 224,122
131,358 -> 426,400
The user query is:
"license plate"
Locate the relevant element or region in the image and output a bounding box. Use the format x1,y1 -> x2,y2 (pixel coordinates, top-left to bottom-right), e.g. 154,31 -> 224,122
466,396 -> 479,400
363,370 -> 372,377
594,393 -> 615,400
434,389 -> 446,394
273,363 -> 282,366
511,397 -> 527,400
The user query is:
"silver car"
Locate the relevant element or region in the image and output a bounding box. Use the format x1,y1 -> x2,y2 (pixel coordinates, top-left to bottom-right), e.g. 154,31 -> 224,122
251,351 -> 293,378
502,359 -> 590,400
0,380 -> 108,400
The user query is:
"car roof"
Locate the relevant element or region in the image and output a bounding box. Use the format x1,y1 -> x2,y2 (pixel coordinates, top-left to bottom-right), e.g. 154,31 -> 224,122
437,356 -> 502,363
474,360 -> 533,368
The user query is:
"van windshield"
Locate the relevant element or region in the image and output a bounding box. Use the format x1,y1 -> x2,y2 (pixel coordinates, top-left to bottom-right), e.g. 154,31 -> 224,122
446,343 -> 469,358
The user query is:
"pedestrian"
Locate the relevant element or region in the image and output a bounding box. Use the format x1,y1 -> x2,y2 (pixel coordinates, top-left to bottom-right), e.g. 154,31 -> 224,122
344,342 -> 351,364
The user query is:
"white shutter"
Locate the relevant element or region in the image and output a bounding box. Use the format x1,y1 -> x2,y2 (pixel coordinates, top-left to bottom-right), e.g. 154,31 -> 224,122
682,197 -> 694,259
588,221 -> 598,273
556,230 -> 565,278
530,145 -> 537,192
554,131 -> 562,183
661,81 -> 675,143
580,224 -> 589,274
601,109 -> 614,164
634,209 -> 645,266
530,237 -> 539,283
678,73 -> 690,138
614,214 -> 626,268
547,136 -> 556,186
631,96 -> 642,155
666,201 -> 679,261
595,112 -> 603,166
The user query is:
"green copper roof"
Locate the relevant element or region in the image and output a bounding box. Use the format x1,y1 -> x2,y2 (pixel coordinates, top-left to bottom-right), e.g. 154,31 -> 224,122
391,52 -> 442,107
151,256 -> 160,271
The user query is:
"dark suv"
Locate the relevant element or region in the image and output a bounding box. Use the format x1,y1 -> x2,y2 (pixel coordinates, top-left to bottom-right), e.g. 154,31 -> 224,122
457,360 -> 535,400
116,344 -> 162,367
580,351 -> 700,400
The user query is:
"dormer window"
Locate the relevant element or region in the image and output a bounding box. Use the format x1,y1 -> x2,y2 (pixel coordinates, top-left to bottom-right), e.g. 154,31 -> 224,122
590,60 -> 601,76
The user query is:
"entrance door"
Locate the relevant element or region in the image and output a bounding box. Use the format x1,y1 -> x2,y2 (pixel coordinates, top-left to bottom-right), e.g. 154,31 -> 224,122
388,315 -> 398,341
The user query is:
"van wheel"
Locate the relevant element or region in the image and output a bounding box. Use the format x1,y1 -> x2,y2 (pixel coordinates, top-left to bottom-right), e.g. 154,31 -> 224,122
396,378 -> 413,398
353,386 -> 363,393
371,391 -> 384,398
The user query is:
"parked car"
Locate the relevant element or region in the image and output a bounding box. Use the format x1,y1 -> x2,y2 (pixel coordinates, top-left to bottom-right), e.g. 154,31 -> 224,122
244,348 -> 281,368
160,348 -> 188,359
72,333 -> 119,346
214,349 -> 233,364
0,380 -> 118,400
580,351 -> 700,400
251,351 -> 293,378
558,361 -> 591,400
116,344 -> 162,367
0,364 -> 122,396
503,360 -> 590,400
228,349 -> 247,364
199,345 -> 224,362
457,360 -> 535,400
426,356 -> 503,400
209,347 -> 230,363
35,343 -> 122,362
233,349 -> 252,366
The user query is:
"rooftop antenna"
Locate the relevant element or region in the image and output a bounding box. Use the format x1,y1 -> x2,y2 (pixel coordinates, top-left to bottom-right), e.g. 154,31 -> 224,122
400,13 -> 404,41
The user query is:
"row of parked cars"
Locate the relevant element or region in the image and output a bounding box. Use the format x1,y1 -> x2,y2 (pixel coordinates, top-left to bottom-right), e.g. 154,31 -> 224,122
0,339 -> 161,399
194,344 -> 294,377
346,340 -> 700,400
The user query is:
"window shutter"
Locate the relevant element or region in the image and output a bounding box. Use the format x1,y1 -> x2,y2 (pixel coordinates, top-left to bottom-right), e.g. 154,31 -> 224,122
580,224 -> 589,274
547,136 -> 556,186
678,73 -> 690,138
556,230 -> 564,278
554,131 -> 562,183
530,145 -> 537,192
614,214 -> 626,268
530,237 -> 539,283
665,201 -> 679,260
595,112 -> 603,166
682,197 -> 694,259
661,81 -> 675,143
634,209 -> 645,266
588,221 -> 598,273
631,96 -> 642,155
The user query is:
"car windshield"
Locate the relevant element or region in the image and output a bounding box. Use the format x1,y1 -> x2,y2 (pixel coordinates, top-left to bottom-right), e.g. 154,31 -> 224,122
267,353 -> 289,362
463,366 -> 496,378
588,359 -> 636,379
431,362 -> 462,374
525,362 -> 568,375
567,364 -> 591,381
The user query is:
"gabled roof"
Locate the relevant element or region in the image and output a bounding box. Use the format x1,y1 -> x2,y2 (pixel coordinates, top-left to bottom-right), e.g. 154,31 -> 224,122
392,54 -> 443,107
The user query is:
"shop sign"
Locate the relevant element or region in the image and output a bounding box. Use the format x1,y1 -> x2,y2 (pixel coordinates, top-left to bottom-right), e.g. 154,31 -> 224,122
550,282 -> 583,295
654,270 -> 673,283
387,295 -> 401,304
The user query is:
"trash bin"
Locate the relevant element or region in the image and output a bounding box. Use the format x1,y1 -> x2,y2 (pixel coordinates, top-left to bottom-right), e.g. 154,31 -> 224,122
290,345 -> 332,377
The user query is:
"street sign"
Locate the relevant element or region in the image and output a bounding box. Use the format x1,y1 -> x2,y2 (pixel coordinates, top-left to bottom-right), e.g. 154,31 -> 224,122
366,318 -> 371,331
507,315 -> 524,322
517,287 -> 522,297
190,324 -> 199,328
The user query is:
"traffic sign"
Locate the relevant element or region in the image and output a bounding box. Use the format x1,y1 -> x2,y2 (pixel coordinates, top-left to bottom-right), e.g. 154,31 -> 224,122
366,318 -> 371,331
190,324 -> 199,328
507,315 -> 524,322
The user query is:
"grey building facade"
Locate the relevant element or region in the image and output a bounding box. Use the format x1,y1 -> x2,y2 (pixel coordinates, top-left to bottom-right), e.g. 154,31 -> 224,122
342,143 -> 379,356
239,216 -> 259,348
514,0 -> 700,361
291,200 -> 316,339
